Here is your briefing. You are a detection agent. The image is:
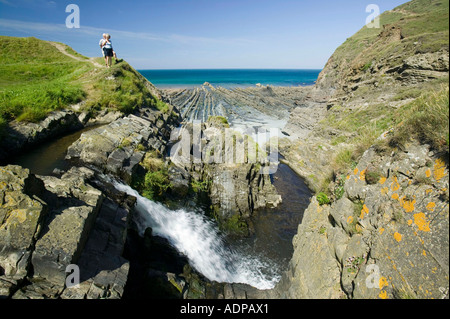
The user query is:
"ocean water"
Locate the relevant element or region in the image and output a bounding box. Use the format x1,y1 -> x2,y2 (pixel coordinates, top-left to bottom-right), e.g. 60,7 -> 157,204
138,69 -> 322,88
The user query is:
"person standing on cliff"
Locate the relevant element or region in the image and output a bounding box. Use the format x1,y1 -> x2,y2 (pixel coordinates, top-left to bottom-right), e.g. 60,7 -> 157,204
101,34 -> 115,68
99,33 -> 107,65
100,34 -> 119,67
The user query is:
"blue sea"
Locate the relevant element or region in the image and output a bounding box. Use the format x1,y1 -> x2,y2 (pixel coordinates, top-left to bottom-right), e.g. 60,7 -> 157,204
138,69 -> 322,88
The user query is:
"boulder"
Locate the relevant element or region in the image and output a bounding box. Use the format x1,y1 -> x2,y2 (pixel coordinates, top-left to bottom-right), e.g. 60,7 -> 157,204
0,166 -> 47,281
31,167 -> 104,288
273,198 -> 345,299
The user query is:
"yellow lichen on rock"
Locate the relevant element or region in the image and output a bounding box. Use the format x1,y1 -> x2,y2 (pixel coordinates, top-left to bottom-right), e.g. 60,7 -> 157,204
394,232 -> 402,242
379,290 -> 388,299
399,196 -> 416,213
360,204 -> 369,219
347,216 -> 354,225
359,169 -> 366,181
413,212 -> 431,232
433,159 -> 447,181
379,277 -> 389,289
391,177 -> 400,192
426,202 -> 436,212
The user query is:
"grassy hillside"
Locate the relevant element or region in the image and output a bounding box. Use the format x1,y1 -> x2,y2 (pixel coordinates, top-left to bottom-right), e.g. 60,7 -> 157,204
309,0 -> 449,194
316,0 -> 449,99
0,36 -> 169,138
0,37 -> 89,124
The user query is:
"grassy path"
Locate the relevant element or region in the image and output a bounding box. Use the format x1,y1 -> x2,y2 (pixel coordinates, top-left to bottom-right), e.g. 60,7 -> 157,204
49,41 -> 104,68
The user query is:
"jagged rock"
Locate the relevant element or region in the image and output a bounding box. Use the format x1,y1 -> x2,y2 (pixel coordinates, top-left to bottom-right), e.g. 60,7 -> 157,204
0,165 -> 136,299
0,110 -> 83,163
273,198 -> 344,299
283,102 -> 328,139
275,143 -> 449,299
30,167 -> 104,289
0,166 -> 47,282
169,121 -> 281,236
66,111 -> 179,182
402,51 -> 449,72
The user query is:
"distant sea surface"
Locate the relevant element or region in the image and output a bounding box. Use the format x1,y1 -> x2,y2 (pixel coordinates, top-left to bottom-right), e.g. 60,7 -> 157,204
138,69 -> 322,89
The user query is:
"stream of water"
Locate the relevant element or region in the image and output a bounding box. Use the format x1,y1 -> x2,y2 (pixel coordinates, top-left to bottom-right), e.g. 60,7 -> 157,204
114,182 -> 281,290
9,125 -> 103,176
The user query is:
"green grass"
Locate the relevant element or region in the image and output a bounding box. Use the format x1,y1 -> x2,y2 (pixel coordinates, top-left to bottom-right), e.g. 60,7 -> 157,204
132,152 -> 172,201
142,169 -> 172,200
317,192 -> 331,206
84,62 -> 170,114
207,116 -> 230,127
191,178 -> 211,193
0,36 -> 92,123
387,85 -> 449,154
321,102 -> 395,163
0,36 -> 79,64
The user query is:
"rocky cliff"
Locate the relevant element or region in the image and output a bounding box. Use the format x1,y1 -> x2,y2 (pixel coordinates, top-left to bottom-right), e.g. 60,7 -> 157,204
274,145 -> 449,299
0,165 -> 134,298
274,0 -> 449,299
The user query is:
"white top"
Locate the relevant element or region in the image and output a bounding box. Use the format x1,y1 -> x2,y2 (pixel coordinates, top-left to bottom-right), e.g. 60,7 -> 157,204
103,40 -> 112,49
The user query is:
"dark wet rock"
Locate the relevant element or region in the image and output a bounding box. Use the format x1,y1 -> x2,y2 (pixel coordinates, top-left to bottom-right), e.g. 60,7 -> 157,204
0,110 -> 84,163
168,121 -> 281,236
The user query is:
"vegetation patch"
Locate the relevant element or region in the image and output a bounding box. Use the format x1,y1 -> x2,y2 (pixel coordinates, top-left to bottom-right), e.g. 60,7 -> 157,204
190,178 -> 211,193
0,36 -> 172,142
207,116 -> 230,128
0,36 -> 90,123
317,192 -> 331,206
132,151 -> 172,201
386,85 -> 449,156
222,214 -> 249,237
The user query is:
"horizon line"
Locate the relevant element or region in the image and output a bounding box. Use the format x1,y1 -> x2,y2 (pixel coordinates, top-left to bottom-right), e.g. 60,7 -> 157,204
137,68 -> 323,71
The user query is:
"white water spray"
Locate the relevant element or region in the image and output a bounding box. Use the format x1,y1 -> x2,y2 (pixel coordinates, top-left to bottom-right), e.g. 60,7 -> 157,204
114,182 -> 280,290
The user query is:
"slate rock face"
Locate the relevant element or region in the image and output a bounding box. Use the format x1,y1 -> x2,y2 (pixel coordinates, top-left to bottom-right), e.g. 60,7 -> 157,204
274,143 -> 449,299
66,110 -> 179,183
31,167 -> 104,288
0,165 -> 134,299
168,121 -> 282,236
0,166 -> 47,296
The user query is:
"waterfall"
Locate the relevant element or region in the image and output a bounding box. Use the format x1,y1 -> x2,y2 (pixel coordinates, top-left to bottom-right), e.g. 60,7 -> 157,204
113,182 -> 280,290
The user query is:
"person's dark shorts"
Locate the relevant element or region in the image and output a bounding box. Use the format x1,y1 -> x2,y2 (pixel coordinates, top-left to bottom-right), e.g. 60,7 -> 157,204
103,48 -> 113,57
